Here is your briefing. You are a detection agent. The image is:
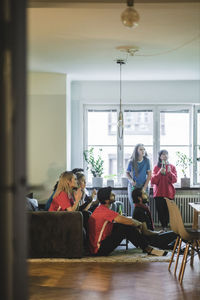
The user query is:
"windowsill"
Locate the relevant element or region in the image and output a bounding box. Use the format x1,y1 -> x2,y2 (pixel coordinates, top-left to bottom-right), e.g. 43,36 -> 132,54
87,185 -> 200,191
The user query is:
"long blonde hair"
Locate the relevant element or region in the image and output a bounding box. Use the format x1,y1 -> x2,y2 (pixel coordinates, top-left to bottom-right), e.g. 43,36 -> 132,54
53,171 -> 74,199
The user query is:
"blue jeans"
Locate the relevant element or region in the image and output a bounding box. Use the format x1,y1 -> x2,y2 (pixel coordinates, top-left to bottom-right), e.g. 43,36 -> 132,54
128,182 -> 135,217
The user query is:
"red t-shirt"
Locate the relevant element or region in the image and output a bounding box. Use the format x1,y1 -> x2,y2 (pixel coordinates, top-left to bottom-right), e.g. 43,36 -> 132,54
49,191 -> 74,211
88,204 -> 118,254
151,164 -> 177,199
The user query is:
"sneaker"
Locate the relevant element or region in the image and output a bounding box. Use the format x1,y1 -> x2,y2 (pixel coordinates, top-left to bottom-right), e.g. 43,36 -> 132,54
162,227 -> 168,232
148,248 -> 168,256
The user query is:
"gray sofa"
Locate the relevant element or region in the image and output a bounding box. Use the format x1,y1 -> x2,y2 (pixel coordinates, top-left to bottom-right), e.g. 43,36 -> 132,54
28,211 -> 83,258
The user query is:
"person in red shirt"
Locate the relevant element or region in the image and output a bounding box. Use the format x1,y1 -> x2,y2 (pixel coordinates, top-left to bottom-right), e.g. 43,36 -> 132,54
151,150 -> 177,231
49,171 -> 82,212
49,171 -> 91,253
88,187 -> 167,256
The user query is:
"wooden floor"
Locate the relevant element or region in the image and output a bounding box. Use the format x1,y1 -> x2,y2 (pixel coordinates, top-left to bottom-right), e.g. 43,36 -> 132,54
28,256 -> 200,300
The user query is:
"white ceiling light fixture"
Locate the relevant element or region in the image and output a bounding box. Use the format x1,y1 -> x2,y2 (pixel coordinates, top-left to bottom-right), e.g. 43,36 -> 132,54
116,45 -> 139,57
121,0 -> 140,28
116,59 -> 126,139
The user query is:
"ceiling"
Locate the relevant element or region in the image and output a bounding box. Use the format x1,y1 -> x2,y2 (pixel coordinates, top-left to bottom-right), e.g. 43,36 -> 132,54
27,0 -> 200,80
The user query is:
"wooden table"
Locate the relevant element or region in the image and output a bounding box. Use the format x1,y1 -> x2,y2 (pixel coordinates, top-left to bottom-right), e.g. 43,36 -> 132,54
188,202 -> 200,229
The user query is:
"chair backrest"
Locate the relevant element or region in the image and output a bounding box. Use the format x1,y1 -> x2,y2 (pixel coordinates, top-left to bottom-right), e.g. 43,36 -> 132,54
110,201 -> 124,213
165,198 -> 190,240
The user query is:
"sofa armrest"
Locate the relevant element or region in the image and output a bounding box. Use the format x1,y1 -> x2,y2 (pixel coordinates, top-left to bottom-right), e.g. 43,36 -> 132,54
28,211 -> 83,258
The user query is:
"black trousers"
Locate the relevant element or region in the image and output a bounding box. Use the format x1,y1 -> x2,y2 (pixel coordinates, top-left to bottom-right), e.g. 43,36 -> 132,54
79,210 -> 91,233
146,231 -> 177,250
79,211 -> 91,252
155,197 -> 169,228
97,223 -> 149,256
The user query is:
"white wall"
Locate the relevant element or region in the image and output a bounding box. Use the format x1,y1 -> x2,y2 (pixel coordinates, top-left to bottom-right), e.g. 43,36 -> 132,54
71,80 -> 200,168
27,72 -> 67,200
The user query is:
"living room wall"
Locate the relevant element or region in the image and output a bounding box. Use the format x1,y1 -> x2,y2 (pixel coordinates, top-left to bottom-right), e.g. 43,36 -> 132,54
27,72 -> 67,200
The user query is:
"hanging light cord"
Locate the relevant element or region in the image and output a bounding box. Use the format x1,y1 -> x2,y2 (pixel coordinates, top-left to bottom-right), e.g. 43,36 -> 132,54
117,59 -> 125,112
120,61 -> 122,112
117,59 -> 125,139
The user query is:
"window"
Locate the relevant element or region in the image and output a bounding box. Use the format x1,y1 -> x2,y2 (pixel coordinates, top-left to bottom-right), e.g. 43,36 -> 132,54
84,105 -> 199,186
194,106 -> 200,185
86,109 -> 118,182
124,110 -> 153,176
160,110 -> 190,178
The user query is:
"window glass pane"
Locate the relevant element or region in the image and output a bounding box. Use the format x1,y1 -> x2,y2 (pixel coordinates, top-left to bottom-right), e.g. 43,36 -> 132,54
197,110 -> 200,145
124,111 -> 153,146
197,146 -> 200,184
197,110 -> 200,183
88,110 -> 117,146
160,111 -> 189,145
86,146 -> 117,184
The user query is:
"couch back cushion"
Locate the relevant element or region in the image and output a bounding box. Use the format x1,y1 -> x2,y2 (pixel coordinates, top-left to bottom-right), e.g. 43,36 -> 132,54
28,211 -> 83,258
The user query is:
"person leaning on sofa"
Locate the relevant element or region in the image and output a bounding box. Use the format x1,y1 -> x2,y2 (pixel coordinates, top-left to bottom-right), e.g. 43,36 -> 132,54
49,171 -> 91,238
88,186 -> 167,257
49,171 -> 82,212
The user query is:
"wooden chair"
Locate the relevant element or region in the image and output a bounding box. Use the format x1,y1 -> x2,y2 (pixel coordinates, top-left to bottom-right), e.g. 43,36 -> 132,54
165,198 -> 200,284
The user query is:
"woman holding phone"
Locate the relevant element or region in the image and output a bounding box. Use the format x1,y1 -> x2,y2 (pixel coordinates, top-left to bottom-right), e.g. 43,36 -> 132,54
151,149 -> 177,231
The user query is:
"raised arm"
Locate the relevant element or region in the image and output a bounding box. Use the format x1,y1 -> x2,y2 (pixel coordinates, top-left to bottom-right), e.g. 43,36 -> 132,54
67,188 -> 82,212
114,215 -> 142,229
151,166 -> 162,185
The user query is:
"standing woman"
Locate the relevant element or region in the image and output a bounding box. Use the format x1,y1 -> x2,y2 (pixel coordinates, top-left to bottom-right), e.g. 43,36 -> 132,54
151,150 -> 177,231
126,144 -> 152,217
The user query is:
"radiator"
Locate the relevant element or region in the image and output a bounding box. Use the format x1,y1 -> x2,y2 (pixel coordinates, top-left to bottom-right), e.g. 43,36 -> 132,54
115,191 -> 200,226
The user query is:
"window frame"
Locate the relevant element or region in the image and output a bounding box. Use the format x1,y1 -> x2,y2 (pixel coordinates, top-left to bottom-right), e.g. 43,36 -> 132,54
194,105 -> 200,185
83,104 -> 199,186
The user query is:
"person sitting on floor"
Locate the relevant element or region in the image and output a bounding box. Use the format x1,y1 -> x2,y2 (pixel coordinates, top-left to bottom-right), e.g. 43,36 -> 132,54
132,187 -> 177,250
88,186 -> 167,257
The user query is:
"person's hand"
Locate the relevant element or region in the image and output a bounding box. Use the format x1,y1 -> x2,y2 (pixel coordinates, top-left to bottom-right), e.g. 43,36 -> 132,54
142,186 -> 147,193
160,168 -> 166,175
131,179 -> 136,187
132,219 -> 142,228
167,165 -> 171,173
74,187 -> 82,202
91,189 -> 97,199
137,224 -> 143,233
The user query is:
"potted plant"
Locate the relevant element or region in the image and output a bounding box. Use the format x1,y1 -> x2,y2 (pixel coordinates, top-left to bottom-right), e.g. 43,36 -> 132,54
176,151 -> 193,188
118,169 -> 128,187
83,147 -> 104,187
104,174 -> 117,187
